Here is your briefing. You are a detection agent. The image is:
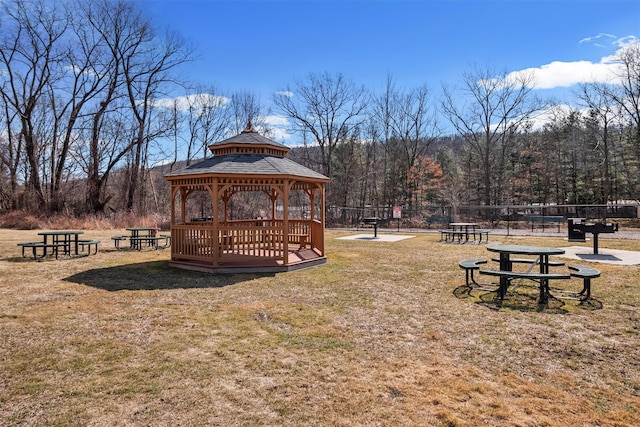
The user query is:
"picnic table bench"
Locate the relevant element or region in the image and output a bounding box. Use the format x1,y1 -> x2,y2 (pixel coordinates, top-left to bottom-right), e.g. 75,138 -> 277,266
112,233 -> 171,250
18,241 -> 67,259
458,259 -> 497,292
78,239 -> 100,255
527,215 -> 564,232
567,265 -> 601,301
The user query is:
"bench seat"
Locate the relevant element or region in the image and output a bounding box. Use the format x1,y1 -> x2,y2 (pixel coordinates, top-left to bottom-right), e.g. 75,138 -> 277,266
17,241 -> 67,259
491,257 -> 564,267
111,235 -> 128,250
567,265 -> 600,301
527,216 -> 564,232
479,270 -> 570,281
129,235 -> 171,250
473,229 -> 490,243
439,229 -> 466,243
78,239 -> 100,255
459,258 -> 495,290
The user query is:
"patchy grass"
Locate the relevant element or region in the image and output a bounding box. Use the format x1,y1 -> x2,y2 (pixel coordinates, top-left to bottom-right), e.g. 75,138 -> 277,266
1,229 -> 639,426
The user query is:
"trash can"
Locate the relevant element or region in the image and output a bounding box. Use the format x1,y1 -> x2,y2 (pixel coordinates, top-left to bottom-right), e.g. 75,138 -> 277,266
567,218 -> 586,242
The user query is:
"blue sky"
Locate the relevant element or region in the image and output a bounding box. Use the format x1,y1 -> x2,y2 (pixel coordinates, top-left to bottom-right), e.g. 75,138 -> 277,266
137,0 -> 640,141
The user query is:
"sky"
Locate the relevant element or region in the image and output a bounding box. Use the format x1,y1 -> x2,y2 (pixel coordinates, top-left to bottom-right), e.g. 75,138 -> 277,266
135,0 -> 640,142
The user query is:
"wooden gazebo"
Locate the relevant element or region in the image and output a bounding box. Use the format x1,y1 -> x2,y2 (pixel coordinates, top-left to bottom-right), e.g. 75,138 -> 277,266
164,124 -> 329,273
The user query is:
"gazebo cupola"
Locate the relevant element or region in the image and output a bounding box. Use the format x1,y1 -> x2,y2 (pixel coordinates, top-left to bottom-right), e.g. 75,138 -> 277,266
209,121 -> 290,157
164,122 -> 329,273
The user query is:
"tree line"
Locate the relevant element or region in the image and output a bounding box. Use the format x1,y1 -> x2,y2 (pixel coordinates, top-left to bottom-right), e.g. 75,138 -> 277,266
1,0 -> 639,224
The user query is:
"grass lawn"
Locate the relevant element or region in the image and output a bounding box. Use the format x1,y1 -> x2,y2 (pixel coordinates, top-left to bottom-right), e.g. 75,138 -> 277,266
1,228 -> 639,426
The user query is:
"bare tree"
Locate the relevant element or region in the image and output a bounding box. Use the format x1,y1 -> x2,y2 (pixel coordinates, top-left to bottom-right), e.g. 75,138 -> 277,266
0,79 -> 24,210
228,91 -> 270,136
66,0 -> 194,213
370,76 -> 439,212
441,65 -> 545,206
0,0 -> 69,211
183,88 -> 229,165
121,28 -> 193,211
608,41 -> 640,198
577,81 -> 622,203
274,72 -> 367,178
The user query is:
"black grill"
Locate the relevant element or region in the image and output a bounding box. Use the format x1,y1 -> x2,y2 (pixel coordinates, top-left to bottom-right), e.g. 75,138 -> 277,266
568,218 -> 618,254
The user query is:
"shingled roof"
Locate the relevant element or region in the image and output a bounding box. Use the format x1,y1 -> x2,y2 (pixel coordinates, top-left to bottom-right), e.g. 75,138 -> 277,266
165,153 -> 328,180
165,124 -> 329,181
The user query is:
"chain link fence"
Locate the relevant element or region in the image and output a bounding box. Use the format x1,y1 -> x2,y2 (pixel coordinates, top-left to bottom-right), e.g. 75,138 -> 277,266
327,204 -> 640,231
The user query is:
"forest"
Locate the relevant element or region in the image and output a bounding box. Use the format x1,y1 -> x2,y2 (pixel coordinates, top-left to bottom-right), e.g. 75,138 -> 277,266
1,0 -> 639,226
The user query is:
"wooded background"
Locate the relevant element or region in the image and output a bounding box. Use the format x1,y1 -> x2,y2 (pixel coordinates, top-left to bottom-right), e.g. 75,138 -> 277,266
1,0 -> 639,226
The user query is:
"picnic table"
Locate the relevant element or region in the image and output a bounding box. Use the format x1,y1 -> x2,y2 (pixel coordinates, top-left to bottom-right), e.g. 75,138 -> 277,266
18,230 -> 100,259
112,227 -> 171,250
459,244 -> 601,304
440,222 -> 489,244
482,244 -> 569,303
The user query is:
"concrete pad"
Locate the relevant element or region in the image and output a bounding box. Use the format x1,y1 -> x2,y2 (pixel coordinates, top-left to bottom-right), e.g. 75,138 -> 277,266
559,246 -> 640,265
337,234 -> 415,242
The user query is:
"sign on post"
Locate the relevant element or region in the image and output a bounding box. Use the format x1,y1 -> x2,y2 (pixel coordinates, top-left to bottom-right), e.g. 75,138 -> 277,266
393,206 -> 402,231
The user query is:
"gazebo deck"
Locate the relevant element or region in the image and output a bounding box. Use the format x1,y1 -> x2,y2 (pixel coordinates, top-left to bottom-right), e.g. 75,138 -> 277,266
168,247 -> 327,273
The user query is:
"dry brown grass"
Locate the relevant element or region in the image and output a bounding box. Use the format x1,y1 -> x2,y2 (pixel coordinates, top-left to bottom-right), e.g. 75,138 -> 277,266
1,228 -> 639,426
0,212 -> 170,231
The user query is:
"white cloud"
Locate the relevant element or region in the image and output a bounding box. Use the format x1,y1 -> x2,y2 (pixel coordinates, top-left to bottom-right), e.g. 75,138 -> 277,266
262,115 -> 288,126
269,126 -> 291,142
151,93 -> 229,111
262,115 -> 291,142
275,90 -> 293,98
579,33 -> 616,47
527,60 -> 619,89
508,36 -> 639,90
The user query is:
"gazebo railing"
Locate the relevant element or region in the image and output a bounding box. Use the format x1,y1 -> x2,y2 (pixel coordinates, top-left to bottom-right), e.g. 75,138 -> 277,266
171,219 -> 316,266
171,224 -> 217,262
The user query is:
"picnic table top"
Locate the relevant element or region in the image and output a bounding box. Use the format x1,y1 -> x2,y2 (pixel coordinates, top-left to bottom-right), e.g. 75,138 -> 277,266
37,230 -> 84,236
487,244 -> 565,256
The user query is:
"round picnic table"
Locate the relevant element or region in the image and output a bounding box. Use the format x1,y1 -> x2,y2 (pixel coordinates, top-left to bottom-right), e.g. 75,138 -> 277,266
486,244 -> 566,302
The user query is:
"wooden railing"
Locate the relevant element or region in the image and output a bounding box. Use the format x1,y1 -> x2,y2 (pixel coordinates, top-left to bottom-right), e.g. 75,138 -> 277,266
171,219 -> 318,266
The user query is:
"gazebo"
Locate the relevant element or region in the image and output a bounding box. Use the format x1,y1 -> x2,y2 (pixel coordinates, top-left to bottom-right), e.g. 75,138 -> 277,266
164,123 -> 329,273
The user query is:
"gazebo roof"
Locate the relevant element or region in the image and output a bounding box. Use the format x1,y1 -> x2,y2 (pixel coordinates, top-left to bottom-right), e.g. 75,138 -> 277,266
211,128 -> 289,151
165,153 -> 328,181
165,124 -> 329,181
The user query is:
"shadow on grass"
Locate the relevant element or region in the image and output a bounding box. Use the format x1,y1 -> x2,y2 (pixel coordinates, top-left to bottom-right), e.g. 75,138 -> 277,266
453,284 -> 603,313
64,260 -> 275,291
